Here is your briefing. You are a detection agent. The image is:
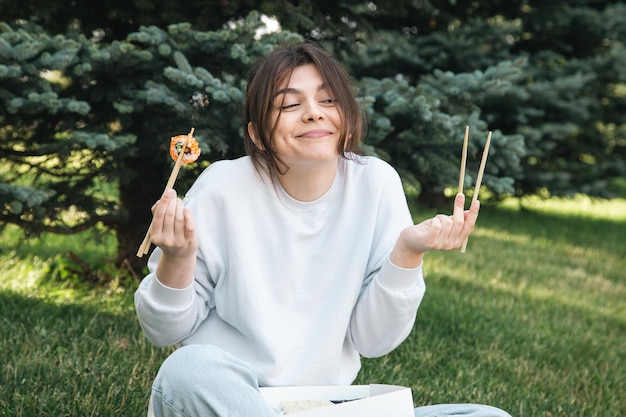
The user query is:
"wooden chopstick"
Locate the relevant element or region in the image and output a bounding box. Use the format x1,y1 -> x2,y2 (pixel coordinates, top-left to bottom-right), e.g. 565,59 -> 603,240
458,126 -> 469,194
460,130 -> 492,253
136,127 -> 195,257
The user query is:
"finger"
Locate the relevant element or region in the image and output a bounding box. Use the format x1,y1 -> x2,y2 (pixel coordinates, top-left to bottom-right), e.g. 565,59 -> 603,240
462,199 -> 481,236
452,192 -> 465,218
161,195 -> 179,238
449,193 -> 466,241
151,189 -> 177,237
431,214 -> 447,245
432,193 -> 465,246
183,207 -> 196,241
173,198 -> 187,238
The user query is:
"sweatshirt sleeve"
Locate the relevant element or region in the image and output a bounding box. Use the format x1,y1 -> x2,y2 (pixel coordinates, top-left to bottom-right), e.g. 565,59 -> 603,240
347,163 -> 425,358
134,247 -> 214,347
348,256 -> 425,358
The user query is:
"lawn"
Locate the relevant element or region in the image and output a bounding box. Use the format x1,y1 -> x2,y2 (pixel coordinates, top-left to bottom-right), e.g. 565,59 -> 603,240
1,196 -> 625,417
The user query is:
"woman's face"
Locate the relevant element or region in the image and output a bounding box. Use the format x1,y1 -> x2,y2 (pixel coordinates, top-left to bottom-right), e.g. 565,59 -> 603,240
268,64 -> 342,170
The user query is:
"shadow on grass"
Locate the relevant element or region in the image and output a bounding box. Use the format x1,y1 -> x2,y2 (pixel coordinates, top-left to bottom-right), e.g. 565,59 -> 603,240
357,269 -> 626,416
0,290 -> 169,416
358,200 -> 625,415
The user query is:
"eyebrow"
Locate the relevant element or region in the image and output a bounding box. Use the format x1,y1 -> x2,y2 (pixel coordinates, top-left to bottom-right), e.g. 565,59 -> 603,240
273,83 -> 328,98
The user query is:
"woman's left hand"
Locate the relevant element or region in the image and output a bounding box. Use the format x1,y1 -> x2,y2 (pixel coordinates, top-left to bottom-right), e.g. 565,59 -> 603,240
390,193 -> 480,268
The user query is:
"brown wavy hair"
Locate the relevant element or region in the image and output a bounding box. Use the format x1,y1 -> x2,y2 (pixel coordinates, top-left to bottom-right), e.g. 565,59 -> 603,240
243,42 -> 365,176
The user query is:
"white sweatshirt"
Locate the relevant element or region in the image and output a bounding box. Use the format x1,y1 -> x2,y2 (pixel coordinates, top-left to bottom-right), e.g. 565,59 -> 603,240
134,155 -> 426,386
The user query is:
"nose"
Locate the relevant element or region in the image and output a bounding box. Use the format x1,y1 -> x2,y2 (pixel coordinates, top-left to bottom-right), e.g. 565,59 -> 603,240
302,101 -> 323,122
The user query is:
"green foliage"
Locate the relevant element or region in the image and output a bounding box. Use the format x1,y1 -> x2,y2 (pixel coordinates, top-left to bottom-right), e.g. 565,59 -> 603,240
359,57 -> 526,195
0,12 -> 303,270
45,251 -> 138,289
1,1 -> 625,268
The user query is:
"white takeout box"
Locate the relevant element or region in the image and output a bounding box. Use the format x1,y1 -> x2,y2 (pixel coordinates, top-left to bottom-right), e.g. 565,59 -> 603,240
260,384 -> 414,416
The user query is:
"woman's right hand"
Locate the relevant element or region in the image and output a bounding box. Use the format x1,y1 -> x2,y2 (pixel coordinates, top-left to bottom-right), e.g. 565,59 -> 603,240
149,189 -> 197,288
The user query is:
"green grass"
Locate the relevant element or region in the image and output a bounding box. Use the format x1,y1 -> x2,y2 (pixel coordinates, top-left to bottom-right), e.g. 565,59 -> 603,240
358,196 -> 626,416
1,197 -> 625,416
0,229 -> 174,416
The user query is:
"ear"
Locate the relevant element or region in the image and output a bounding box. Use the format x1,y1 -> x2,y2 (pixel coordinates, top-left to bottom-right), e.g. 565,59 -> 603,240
247,122 -> 265,150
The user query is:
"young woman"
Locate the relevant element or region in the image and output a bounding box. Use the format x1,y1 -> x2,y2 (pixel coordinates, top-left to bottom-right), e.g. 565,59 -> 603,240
135,42 -> 510,417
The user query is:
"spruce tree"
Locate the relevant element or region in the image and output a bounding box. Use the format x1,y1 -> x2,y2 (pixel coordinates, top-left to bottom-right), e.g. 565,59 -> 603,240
0,13 -> 302,272
1,1 -> 624,271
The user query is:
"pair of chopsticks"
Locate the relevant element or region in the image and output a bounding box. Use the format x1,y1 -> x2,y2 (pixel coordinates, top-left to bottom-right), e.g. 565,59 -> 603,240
458,126 -> 492,253
136,127 -> 195,257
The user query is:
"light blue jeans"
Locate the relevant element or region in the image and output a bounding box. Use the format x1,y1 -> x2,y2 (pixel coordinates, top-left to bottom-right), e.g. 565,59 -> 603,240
148,345 -> 511,417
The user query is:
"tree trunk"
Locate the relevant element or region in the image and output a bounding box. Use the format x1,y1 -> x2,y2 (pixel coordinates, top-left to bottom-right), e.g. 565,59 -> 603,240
114,125 -> 171,277
416,184 -> 450,209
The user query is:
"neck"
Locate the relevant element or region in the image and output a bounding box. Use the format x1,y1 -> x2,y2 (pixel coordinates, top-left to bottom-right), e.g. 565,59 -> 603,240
277,158 -> 339,202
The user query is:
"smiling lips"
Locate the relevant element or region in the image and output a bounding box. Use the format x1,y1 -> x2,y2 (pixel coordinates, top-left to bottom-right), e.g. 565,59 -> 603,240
298,129 -> 333,138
